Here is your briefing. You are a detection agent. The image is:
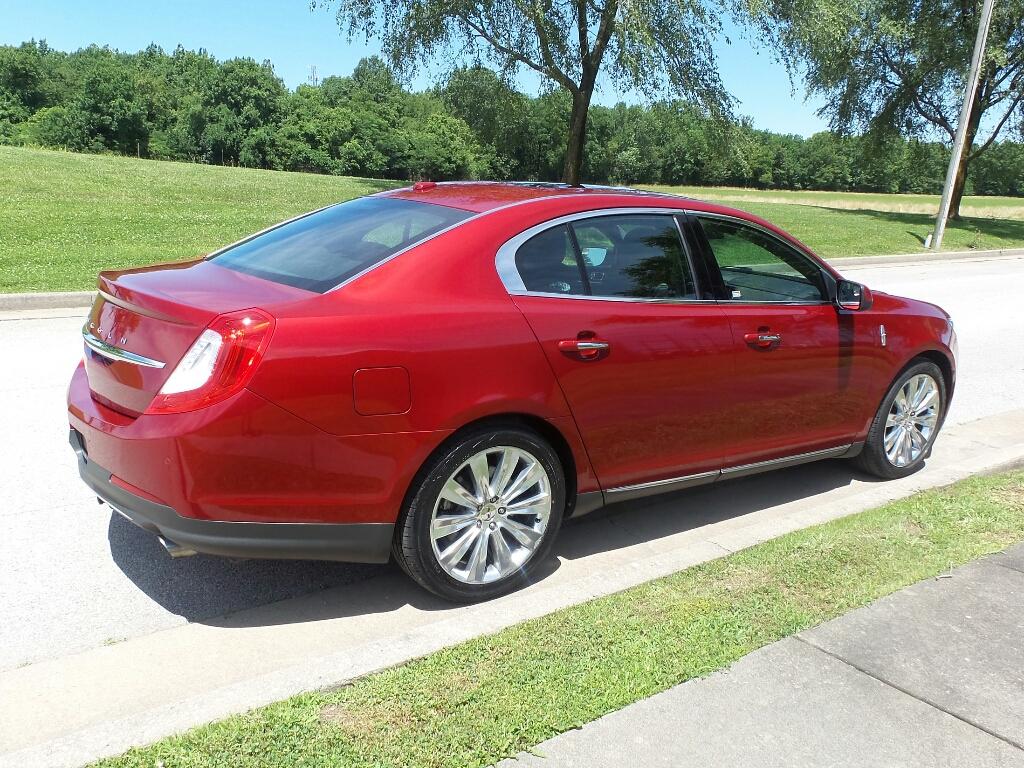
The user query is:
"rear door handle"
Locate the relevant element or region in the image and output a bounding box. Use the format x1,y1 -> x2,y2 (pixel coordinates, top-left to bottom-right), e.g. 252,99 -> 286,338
558,338 -> 610,360
743,332 -> 781,349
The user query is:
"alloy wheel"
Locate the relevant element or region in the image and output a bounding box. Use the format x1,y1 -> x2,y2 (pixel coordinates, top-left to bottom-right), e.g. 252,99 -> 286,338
429,446 -> 552,584
884,373 -> 940,467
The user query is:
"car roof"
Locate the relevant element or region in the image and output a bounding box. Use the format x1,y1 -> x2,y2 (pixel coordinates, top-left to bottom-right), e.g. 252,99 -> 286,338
378,181 -> 689,213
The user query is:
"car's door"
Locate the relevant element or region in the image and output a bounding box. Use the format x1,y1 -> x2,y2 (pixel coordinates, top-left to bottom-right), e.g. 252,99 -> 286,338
500,211 -> 734,493
687,213 -> 876,466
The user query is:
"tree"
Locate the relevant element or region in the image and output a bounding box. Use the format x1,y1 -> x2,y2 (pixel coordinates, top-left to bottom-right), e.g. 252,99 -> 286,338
756,0 -> 1024,217
317,0 -> 729,184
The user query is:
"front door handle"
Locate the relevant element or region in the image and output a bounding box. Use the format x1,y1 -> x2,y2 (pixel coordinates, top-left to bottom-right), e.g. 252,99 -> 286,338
558,338 -> 610,361
743,332 -> 782,349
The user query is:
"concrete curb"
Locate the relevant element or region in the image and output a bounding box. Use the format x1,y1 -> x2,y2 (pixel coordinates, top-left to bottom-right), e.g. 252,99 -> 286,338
0,291 -> 96,311
2,409 -> 1023,768
830,247 -> 1024,269
1,247 -> 1021,311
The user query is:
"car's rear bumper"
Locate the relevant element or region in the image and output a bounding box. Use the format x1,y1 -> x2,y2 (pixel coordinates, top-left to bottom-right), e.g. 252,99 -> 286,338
71,429 -> 394,563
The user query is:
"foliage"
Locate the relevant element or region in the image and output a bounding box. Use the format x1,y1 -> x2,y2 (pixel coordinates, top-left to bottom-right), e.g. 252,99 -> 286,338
318,0 -> 731,183
1,40 -> 1023,195
749,0 -> 1024,214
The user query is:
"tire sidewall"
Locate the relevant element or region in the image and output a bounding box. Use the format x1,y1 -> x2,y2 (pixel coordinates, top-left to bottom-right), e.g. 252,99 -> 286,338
404,427 -> 566,602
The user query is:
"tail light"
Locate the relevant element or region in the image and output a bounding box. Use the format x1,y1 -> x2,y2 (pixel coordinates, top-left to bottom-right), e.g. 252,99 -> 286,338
145,309 -> 275,414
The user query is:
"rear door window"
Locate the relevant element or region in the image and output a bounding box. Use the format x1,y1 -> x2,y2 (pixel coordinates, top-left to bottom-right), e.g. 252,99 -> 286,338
570,215 -> 696,299
212,197 -> 472,293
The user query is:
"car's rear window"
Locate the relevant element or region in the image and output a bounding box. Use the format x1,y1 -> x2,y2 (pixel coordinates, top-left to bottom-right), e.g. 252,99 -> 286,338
211,197 -> 473,292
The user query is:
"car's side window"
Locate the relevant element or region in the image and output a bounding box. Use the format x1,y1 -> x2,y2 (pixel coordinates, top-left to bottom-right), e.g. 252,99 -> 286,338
514,224 -> 587,295
697,217 -> 827,303
570,215 -> 696,300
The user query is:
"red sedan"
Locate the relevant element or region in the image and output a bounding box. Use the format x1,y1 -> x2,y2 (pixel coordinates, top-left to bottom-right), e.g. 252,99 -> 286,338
68,183 -> 956,601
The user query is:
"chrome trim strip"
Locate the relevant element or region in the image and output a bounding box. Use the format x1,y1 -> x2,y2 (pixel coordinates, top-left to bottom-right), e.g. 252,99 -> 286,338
606,469 -> 720,497
604,444 -> 853,498
508,290 -> 721,304
83,331 -> 166,369
719,444 -> 852,476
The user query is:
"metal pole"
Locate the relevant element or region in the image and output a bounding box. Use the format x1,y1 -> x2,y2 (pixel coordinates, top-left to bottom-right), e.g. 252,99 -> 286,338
931,0 -> 996,249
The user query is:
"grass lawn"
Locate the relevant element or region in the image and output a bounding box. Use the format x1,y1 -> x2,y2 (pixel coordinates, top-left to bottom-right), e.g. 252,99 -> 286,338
2,145 -> 1022,293
95,469 -> 1024,768
0,146 -> 399,293
646,184 -> 1024,258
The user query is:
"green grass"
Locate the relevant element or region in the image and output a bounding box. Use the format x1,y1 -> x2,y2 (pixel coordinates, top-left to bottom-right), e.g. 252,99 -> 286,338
2,146 -> 1022,293
0,146 -> 399,293
646,184 -> 1024,258
95,470 -> 1024,768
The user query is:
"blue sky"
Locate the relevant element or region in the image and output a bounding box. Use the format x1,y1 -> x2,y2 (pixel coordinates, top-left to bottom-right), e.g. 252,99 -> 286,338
0,0 -> 829,137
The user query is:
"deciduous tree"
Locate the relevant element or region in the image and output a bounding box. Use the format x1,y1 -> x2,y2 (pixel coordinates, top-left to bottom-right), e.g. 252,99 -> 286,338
316,0 -> 729,184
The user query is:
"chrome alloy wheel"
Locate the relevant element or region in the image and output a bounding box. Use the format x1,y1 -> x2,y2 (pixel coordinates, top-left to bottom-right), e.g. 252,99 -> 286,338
429,446 -> 552,585
884,373 -> 940,467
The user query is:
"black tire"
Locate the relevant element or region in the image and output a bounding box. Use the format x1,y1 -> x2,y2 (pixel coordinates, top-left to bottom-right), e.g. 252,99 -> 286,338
393,426 -> 566,602
854,359 -> 946,479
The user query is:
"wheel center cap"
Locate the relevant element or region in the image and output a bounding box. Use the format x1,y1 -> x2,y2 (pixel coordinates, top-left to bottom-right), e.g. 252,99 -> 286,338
479,503 -> 496,521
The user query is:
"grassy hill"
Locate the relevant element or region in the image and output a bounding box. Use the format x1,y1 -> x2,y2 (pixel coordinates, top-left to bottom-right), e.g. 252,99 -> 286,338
1,146 -> 399,293
2,146 -> 1022,293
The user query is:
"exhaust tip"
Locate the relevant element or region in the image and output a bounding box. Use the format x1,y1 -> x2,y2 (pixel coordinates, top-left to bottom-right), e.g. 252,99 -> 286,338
158,536 -> 197,558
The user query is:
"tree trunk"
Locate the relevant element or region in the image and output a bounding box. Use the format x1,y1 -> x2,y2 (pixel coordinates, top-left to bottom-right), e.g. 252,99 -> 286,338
562,88 -> 592,186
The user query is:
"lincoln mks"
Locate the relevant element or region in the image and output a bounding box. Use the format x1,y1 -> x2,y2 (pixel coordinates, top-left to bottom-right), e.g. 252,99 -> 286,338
68,182 -> 956,601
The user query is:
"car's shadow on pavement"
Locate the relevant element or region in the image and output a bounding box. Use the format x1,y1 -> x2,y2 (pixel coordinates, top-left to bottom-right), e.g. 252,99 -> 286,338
108,458 -> 876,626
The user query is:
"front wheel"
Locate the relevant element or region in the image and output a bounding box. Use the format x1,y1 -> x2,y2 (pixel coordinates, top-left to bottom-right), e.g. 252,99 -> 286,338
855,360 -> 946,479
394,427 -> 566,602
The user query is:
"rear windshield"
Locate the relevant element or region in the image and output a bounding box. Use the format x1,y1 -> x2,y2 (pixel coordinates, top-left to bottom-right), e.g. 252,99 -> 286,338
211,197 -> 473,292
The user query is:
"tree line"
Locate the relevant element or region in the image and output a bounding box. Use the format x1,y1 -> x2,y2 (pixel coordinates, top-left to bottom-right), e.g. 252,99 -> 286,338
1,40 -> 1021,196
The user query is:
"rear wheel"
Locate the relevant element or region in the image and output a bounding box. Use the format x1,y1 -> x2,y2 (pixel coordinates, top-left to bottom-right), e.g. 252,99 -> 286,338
394,427 -> 565,602
855,360 -> 946,479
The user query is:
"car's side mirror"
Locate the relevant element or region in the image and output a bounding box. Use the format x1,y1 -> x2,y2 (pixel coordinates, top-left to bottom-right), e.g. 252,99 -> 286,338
835,279 -> 872,311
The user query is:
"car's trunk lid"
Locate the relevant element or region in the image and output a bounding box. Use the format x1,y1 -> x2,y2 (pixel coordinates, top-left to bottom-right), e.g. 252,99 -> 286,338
84,259 -> 309,416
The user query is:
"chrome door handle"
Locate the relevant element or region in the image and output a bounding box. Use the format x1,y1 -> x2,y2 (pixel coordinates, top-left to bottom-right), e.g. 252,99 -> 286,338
558,338 -> 610,360
743,332 -> 781,349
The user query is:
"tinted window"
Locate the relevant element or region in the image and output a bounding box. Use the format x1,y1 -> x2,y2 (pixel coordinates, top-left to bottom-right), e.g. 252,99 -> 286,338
514,225 -> 587,295
698,217 -> 826,302
570,215 -> 695,299
212,197 -> 472,292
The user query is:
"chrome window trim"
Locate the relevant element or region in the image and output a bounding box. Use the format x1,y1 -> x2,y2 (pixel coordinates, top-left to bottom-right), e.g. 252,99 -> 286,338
688,210 -> 832,305
83,330 -> 166,369
495,206 -> 702,302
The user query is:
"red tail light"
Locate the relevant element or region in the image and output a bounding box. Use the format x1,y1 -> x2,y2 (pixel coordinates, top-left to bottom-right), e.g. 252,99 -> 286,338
145,309 -> 275,414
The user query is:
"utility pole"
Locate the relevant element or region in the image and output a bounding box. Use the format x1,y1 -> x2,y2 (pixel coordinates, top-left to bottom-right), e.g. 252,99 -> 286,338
308,64 -> 319,87
931,0 -> 996,250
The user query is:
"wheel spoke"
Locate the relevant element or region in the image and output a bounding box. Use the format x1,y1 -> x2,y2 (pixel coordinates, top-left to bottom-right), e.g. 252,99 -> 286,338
502,517 -> 542,547
491,449 -> 520,498
913,386 -> 937,414
884,426 -> 902,452
440,477 -> 480,510
491,529 -> 515,573
469,452 -> 493,500
431,512 -> 476,540
501,461 -> 543,504
504,490 -> 550,512
438,525 -> 479,569
467,527 -> 490,582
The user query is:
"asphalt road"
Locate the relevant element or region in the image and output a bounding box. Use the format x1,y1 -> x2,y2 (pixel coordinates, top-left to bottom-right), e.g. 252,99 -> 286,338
1,255 -> 1021,673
